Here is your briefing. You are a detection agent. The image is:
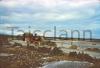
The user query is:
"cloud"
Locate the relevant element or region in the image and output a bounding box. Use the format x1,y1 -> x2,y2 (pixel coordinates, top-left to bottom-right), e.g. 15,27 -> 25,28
67,0 -> 99,7
32,12 -> 83,21
0,0 -> 98,18
0,0 -> 99,8
1,11 -> 94,23
0,0 -> 100,38
0,23 -> 17,29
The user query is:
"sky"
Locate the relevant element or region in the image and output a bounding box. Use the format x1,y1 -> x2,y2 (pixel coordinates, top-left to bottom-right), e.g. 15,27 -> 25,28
0,0 -> 100,39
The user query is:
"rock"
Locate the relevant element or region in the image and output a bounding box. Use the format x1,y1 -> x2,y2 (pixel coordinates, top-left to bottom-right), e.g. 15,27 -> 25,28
85,48 -> 100,52
68,45 -> 78,49
50,47 -> 64,56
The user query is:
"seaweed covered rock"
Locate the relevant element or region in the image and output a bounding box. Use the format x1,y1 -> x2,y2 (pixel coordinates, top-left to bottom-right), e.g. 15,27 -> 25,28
13,42 -> 22,47
50,47 -> 64,56
68,45 -> 78,49
37,47 -> 51,53
85,48 -> 100,52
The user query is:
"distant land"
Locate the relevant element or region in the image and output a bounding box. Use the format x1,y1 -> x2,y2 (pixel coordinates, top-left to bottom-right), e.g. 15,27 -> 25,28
0,34 -> 100,42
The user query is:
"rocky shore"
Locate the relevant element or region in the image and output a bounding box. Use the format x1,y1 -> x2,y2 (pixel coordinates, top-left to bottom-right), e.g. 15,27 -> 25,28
0,46 -> 100,68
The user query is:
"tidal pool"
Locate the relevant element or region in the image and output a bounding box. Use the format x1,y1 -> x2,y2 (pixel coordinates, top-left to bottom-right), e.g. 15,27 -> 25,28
42,61 -> 92,68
